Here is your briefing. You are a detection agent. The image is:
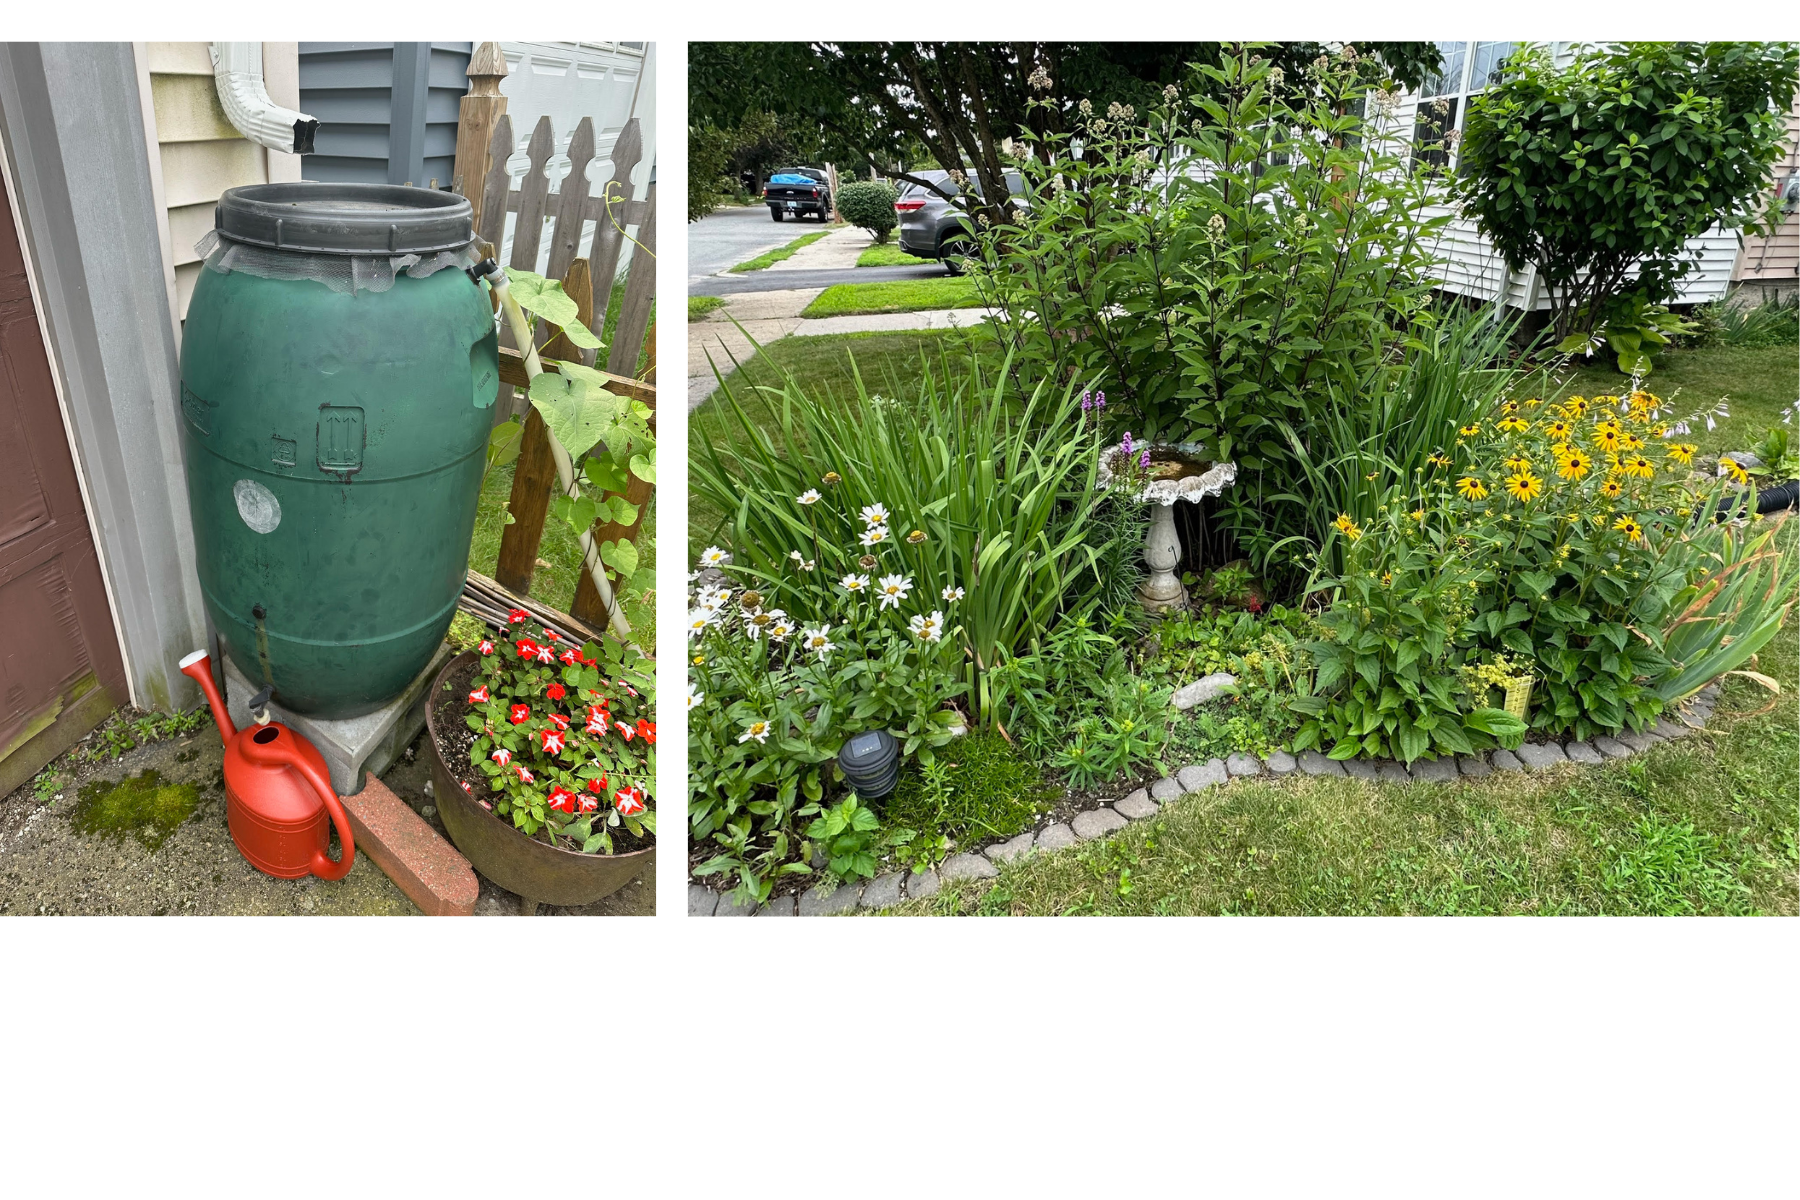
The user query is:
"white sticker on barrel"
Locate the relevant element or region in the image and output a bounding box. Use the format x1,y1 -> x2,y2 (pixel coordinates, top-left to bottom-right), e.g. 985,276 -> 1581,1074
233,479 -> 281,534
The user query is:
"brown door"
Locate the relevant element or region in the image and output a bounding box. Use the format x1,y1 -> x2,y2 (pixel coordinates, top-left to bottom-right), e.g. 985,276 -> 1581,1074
0,158 -> 128,794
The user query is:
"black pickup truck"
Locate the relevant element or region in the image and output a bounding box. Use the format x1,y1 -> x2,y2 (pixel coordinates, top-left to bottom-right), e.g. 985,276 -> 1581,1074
763,167 -> 832,222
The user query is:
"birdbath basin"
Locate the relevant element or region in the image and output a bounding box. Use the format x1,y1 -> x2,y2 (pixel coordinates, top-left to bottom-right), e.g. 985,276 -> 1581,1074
1095,440 -> 1237,613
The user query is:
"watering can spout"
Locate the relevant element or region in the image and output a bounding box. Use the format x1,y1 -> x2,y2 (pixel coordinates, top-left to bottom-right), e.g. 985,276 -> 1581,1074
178,649 -> 238,742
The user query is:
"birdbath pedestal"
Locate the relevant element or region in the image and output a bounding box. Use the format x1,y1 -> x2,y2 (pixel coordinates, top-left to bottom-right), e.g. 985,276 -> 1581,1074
1095,441 -> 1237,615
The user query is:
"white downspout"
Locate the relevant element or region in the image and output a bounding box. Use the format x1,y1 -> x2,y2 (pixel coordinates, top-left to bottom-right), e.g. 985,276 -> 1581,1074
210,42 -> 317,155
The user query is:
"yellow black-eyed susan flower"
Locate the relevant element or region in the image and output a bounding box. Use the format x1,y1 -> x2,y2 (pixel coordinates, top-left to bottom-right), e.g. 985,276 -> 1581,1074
1595,427 -> 1622,453
1722,457 -> 1750,485
1600,478 -> 1623,500
1427,452 -> 1453,469
1505,471 -> 1544,502
1613,515 -> 1645,543
1545,419 -> 1572,441
1456,476 -> 1489,501
1496,415 -> 1529,434
1666,443 -> 1696,466
1333,513 -> 1362,541
1459,423 -> 1481,437
1558,451 -> 1593,481
1503,454 -> 1532,474
1620,454 -> 1655,480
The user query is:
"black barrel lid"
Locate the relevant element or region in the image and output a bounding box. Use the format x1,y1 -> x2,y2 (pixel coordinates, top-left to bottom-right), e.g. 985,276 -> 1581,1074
839,729 -> 899,774
214,182 -> 474,256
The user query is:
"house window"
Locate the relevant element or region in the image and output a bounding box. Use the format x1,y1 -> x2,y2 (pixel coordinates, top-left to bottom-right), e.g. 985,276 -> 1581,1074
1411,40 -> 1515,173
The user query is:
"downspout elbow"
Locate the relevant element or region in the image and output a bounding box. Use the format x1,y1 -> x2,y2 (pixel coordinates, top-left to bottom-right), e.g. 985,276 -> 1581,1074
210,42 -> 318,155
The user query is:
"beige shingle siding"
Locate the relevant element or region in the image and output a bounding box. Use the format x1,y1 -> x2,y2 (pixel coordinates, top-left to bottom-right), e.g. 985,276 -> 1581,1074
143,42 -> 298,322
1733,99 -> 1799,285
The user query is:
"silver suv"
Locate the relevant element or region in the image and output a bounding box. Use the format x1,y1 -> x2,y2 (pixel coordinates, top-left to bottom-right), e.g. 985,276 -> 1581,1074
895,169 -> 1024,273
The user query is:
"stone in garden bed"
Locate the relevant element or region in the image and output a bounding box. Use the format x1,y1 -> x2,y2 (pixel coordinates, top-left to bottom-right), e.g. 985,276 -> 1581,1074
689,883 -> 719,916
1264,750 -> 1298,775
940,853 -> 998,882
1170,672 -> 1238,710
1341,758 -> 1379,781
1071,808 -> 1127,840
1514,742 -> 1567,771
1592,736 -> 1633,760
1178,759 -> 1228,792
1618,731 -> 1659,753
756,895 -> 797,916
1650,716 -> 1693,741
1225,753 -> 1263,778
1410,758 -> 1459,784
860,872 -> 906,910
1114,791 -> 1159,820
1036,823 -> 1077,852
799,881 -> 863,916
987,832 -> 1037,863
1296,751 -> 1345,777
907,868 -> 941,900
1456,754 -> 1492,777
716,891 -> 758,916
1489,749 -> 1524,773
1564,741 -> 1604,766
1375,760 -> 1409,785
1150,776 -> 1184,802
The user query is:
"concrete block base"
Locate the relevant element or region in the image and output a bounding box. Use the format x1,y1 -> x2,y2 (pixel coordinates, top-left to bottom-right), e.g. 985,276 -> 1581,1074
221,644 -> 453,797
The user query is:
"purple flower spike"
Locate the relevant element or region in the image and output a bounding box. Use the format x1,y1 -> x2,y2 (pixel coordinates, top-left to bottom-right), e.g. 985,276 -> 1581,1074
1122,432 -> 1134,456
1096,392 -> 1107,411
1140,449 -> 1151,468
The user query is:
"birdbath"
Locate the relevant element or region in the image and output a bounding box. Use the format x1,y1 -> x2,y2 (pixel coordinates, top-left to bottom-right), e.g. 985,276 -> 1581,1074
1095,440 -> 1237,614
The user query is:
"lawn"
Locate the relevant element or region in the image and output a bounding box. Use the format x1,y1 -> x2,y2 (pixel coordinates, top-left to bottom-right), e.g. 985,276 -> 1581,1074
688,295 -> 725,321
730,229 -> 838,272
856,244 -> 932,268
800,277 -> 983,318
875,340 -> 1800,917
469,460 -> 656,652
1551,344 -> 1798,458
688,327 -> 1007,543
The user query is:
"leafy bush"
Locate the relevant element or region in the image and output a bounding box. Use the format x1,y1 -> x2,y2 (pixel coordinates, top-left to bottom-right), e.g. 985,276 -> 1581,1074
836,180 -> 900,243
691,347 -> 1120,725
971,47 -> 1451,576
686,539 -> 966,903
1457,41 -> 1799,342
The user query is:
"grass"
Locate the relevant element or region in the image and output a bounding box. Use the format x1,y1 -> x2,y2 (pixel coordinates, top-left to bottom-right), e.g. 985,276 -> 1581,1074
688,295 -> 725,321
469,462 -> 656,652
859,340 -> 1798,917
688,326 -> 1007,542
800,277 -> 983,319
856,243 -> 931,268
729,229 -> 836,273
1552,344 -> 1798,456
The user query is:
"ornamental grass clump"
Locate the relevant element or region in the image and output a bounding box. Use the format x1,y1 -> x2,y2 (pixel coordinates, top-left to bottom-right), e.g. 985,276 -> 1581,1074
462,611 -> 655,854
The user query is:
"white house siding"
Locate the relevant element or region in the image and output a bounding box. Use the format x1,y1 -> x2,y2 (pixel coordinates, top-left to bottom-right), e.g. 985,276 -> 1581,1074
1732,98 -> 1799,295
1381,42 -> 1734,313
496,41 -> 655,281
140,41 -> 302,327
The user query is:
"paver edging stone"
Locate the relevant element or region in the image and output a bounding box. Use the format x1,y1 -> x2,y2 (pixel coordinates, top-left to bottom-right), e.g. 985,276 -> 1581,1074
690,683 -> 1723,913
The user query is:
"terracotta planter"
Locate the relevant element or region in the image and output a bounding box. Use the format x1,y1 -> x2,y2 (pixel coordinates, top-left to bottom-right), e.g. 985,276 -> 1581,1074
424,651 -> 653,910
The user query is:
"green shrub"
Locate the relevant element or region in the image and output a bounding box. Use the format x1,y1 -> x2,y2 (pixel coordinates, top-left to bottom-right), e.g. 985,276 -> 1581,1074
1457,41 -> 1799,343
970,47 -> 1452,579
836,180 -> 900,243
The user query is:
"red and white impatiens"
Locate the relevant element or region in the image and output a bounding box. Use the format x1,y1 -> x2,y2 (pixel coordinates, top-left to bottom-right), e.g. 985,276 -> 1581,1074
547,786 -> 577,814
509,704 -> 531,725
614,787 -> 646,816
507,608 -> 529,624
490,747 -> 512,766
467,685 -> 489,703
478,639 -> 495,655
546,682 -> 566,701
539,728 -> 566,756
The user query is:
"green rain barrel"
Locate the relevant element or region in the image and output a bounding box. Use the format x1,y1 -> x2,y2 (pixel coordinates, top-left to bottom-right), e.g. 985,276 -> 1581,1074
179,183 -> 499,718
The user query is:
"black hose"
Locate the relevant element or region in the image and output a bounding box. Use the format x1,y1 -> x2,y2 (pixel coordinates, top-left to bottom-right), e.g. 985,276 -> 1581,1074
1756,478 -> 1799,514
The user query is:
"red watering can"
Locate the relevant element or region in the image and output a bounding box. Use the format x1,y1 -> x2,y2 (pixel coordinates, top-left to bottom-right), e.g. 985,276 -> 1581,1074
179,650 -> 355,881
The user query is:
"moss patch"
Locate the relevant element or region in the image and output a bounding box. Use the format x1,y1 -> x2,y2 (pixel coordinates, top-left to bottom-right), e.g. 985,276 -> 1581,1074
885,733 -> 1060,848
68,769 -> 200,852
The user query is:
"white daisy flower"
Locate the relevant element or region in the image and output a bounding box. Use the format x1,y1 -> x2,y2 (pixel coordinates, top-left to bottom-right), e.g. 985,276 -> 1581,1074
698,546 -> 730,568
686,683 -> 703,710
860,503 -> 891,527
742,609 -> 782,641
686,608 -> 714,638
767,611 -> 794,642
738,719 -> 772,744
876,573 -> 914,610
797,489 -> 822,505
839,573 -> 870,593
801,559 -> 816,571
908,611 -> 945,642
695,585 -> 731,612
800,625 -> 836,661
942,585 -> 965,602
859,525 -> 891,547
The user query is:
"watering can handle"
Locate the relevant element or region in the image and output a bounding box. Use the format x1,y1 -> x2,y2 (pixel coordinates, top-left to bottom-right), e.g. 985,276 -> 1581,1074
239,736 -> 357,881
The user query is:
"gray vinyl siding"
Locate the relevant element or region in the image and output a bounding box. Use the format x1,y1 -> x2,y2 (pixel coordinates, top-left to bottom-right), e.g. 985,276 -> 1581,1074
298,42 -> 471,188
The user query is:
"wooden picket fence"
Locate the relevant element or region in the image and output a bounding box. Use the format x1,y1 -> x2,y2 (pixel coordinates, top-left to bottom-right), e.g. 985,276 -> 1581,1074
450,44 -> 657,636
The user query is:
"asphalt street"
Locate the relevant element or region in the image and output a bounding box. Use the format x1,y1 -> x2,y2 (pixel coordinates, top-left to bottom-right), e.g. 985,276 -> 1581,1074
687,204 -> 947,294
